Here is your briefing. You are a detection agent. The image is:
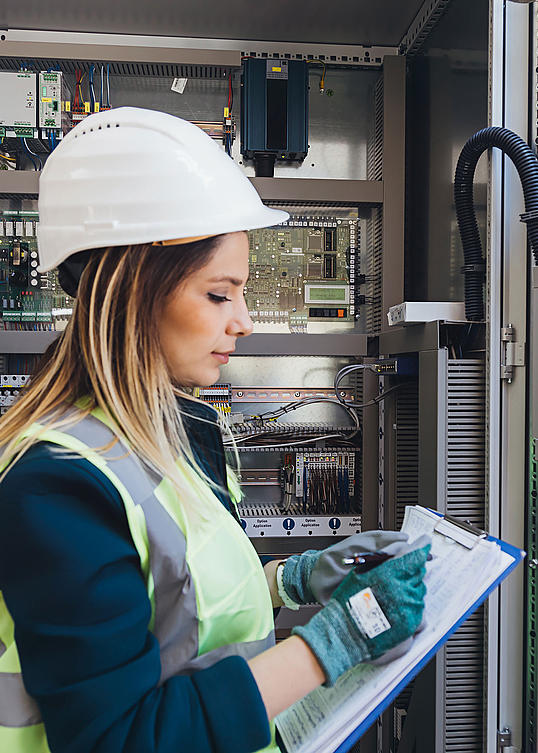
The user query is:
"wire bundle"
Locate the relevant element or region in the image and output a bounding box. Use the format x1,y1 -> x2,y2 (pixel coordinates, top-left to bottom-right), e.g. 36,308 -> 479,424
301,464 -> 351,515
224,73 -> 234,157
334,364 -> 401,409
0,136 -> 16,170
19,138 -> 43,171
73,69 -> 85,113
100,64 -> 111,109
225,419 -> 358,450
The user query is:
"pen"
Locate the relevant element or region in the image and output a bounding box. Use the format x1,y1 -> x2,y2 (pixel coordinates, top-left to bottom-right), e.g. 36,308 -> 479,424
342,552 -> 393,571
342,551 -> 433,572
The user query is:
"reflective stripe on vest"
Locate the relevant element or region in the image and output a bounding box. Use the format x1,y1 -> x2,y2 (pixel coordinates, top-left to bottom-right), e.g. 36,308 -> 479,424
0,408 -> 278,752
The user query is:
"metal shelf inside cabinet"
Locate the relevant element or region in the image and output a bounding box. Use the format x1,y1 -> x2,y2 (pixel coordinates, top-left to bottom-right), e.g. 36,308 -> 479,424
0,331 -> 369,356
0,35 -> 241,71
0,331 -> 59,353
1,175 -> 384,205
378,321 -> 485,355
249,178 -> 383,205
234,333 -> 368,356
0,171 -> 40,198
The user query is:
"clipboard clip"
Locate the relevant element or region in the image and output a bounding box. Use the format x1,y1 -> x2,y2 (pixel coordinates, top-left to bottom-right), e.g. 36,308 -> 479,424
434,514 -> 488,549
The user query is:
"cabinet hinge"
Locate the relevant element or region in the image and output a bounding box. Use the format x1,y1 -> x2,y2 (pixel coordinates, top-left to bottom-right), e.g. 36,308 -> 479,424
501,325 -> 525,382
497,727 -> 518,753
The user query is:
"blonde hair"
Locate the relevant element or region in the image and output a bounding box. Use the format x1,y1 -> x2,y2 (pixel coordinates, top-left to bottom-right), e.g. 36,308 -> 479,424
0,239 -> 239,517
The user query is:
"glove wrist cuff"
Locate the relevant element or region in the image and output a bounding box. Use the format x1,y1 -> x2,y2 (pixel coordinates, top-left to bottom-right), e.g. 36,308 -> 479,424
276,561 -> 300,610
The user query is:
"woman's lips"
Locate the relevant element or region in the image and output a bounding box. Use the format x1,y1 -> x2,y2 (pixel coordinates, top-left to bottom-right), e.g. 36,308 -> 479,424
212,352 -> 231,364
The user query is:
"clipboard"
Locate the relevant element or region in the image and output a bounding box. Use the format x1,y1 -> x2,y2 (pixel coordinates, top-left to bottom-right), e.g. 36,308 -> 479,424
329,511 -> 525,753
277,505 -> 525,753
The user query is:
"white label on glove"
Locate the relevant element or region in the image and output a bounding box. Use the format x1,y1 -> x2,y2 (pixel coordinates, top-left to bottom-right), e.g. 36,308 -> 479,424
348,587 -> 391,639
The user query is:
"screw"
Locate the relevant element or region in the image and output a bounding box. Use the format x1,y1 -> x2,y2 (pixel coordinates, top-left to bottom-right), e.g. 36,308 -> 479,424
237,391 -> 243,397
529,559 -> 538,569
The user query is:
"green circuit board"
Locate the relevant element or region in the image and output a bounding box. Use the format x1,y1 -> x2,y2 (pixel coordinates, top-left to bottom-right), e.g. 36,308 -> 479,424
246,214 -> 359,332
0,211 -> 73,330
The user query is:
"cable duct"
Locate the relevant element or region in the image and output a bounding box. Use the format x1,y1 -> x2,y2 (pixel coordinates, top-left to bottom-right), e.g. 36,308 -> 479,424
454,126 -> 538,320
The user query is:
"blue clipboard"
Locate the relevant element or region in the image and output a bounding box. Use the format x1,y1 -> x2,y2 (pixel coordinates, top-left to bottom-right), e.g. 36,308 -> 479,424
328,513 -> 525,753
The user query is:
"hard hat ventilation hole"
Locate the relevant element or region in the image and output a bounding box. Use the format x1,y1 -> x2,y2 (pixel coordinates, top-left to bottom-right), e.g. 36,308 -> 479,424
106,124 -> 111,128
115,124 -> 120,127
98,125 -> 102,129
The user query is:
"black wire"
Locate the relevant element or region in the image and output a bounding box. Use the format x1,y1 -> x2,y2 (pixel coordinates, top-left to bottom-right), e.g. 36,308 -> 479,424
334,364 -> 403,408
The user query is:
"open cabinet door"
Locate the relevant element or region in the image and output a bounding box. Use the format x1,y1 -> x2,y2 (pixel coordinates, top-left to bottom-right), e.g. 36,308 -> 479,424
489,1 -> 531,751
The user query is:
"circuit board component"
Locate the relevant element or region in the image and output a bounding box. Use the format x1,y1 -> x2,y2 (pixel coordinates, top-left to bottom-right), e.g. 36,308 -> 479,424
0,211 -> 73,330
246,213 -> 359,332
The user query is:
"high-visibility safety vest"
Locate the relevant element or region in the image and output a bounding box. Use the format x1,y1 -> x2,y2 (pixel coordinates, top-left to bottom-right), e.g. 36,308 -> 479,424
0,407 -> 279,753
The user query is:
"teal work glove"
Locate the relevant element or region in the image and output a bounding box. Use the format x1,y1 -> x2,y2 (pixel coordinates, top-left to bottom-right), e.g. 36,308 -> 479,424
282,530 -> 410,606
292,536 -> 431,687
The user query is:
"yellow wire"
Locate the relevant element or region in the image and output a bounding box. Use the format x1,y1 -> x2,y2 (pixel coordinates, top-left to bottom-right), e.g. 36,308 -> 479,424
306,58 -> 326,90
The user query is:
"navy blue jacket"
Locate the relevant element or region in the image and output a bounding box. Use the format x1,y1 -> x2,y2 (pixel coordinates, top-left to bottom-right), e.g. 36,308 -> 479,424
0,403 -> 271,753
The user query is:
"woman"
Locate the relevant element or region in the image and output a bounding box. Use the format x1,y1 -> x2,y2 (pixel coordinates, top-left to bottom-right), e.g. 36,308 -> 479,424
0,108 -> 429,753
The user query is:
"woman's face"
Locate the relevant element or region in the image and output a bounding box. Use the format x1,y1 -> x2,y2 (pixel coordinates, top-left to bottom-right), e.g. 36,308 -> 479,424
160,231 -> 253,387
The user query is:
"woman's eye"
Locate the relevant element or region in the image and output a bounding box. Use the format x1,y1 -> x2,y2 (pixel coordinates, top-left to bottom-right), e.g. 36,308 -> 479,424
208,293 -> 232,303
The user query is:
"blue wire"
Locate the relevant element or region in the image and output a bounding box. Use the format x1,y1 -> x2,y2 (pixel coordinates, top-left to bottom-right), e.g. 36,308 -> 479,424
89,64 -> 95,110
19,138 -> 38,171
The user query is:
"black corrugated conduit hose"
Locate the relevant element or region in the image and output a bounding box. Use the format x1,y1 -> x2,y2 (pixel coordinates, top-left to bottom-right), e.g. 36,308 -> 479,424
454,126 -> 538,321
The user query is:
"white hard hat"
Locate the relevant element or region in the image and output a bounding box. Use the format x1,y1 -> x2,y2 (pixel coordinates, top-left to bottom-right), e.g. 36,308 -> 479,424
37,107 -> 288,272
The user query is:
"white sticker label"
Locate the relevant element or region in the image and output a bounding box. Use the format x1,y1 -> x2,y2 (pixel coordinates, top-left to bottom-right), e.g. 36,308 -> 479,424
171,77 -> 188,94
347,587 -> 391,639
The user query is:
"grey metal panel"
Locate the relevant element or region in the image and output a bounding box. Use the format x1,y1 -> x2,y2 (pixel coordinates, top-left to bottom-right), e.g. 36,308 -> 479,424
0,57 -> 236,80
234,333 -> 368,356
0,171 -> 39,197
0,332 -> 59,353
403,356 -> 486,753
251,536 -> 340,556
366,77 -> 384,334
486,4 -> 503,747
394,382 -> 419,530
404,0 -> 488,305
381,55 -> 406,326
401,0 -> 453,55
444,359 -> 486,752
0,37 -> 240,68
0,1 -> 425,46
379,321 -> 441,354
361,368 -> 381,532
418,348 -> 447,510
0,331 -> 368,357
496,4 -> 529,750
249,178 -> 383,205
220,354 -> 359,427
0,29 -> 396,70
365,206 -> 383,334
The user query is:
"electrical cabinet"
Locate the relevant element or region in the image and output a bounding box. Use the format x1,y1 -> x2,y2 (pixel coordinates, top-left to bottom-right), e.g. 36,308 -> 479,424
0,0 -> 533,751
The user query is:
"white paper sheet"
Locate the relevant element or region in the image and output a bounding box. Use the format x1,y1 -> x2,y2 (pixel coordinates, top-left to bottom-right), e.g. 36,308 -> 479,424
275,506 -> 513,753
